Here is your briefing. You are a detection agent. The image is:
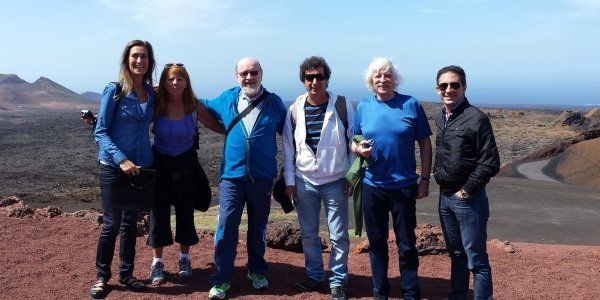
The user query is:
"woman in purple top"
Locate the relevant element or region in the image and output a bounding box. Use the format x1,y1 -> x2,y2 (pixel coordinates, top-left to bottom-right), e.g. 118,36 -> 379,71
147,64 -> 223,285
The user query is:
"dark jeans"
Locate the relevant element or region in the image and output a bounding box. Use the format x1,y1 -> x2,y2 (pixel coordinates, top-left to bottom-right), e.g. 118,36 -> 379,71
439,188 -> 493,300
95,164 -> 140,282
361,183 -> 420,300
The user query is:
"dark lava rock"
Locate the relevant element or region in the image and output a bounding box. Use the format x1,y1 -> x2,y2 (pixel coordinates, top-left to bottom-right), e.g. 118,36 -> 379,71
415,224 -> 446,255
266,220 -> 327,253
0,196 -> 20,207
353,224 -> 446,255
7,205 -> 35,218
35,206 -> 62,218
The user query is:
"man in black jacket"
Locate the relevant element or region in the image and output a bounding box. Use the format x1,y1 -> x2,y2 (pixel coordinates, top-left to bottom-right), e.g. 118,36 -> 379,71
433,65 -> 500,300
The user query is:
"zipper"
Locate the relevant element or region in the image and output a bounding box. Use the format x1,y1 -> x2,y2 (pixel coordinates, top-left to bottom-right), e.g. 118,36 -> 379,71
243,97 -> 273,183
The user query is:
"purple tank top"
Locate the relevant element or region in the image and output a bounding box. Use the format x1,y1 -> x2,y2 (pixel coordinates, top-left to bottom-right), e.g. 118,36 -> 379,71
153,114 -> 195,156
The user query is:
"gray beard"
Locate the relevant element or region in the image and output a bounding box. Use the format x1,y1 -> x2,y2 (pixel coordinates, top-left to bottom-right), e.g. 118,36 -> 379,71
242,85 -> 261,98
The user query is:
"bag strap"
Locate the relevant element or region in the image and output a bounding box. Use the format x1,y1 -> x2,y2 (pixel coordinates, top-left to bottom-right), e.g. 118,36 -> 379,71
192,99 -> 200,149
225,91 -> 270,136
111,81 -> 123,102
334,95 -> 350,150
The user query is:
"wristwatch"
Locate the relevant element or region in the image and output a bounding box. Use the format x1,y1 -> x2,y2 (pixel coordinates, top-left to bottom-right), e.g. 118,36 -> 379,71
460,188 -> 470,198
420,176 -> 430,182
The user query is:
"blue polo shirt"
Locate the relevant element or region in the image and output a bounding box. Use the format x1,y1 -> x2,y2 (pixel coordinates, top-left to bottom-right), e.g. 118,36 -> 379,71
354,93 -> 432,189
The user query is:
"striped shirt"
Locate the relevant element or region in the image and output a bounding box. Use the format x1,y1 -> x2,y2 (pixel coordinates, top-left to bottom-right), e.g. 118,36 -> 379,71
304,101 -> 328,153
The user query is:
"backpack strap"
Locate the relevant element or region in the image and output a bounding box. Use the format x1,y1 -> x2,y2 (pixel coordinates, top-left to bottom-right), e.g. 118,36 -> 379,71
334,95 -> 350,150
111,82 -> 123,102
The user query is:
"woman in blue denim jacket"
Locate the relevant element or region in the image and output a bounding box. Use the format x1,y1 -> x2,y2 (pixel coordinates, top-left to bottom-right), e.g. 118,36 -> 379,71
89,40 -> 156,299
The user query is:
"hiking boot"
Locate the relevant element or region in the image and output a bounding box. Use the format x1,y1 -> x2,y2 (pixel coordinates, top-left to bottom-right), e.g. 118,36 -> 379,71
331,285 -> 347,300
150,261 -> 165,286
294,277 -> 322,292
208,282 -> 230,300
178,257 -> 193,278
247,272 -> 269,290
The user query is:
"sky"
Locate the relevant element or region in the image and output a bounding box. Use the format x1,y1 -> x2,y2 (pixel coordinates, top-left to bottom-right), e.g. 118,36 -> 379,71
1,0 -> 599,106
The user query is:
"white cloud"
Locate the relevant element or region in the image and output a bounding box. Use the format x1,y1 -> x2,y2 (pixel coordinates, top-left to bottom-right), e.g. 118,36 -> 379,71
99,0 -> 235,35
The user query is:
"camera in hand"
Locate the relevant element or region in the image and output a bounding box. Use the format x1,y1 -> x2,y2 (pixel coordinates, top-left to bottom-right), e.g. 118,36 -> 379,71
81,109 -> 97,125
362,139 -> 374,149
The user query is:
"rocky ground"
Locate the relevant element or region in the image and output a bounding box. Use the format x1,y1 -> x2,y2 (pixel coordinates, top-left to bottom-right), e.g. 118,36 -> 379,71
0,106 -> 599,299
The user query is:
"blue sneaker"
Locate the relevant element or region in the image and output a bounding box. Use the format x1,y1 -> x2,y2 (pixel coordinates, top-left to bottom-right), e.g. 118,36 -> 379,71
150,261 -> 165,286
178,257 -> 193,278
247,272 -> 268,290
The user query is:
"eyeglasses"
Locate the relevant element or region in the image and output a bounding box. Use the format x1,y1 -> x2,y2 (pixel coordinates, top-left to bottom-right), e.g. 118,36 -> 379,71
304,74 -> 325,82
237,70 -> 260,77
438,82 -> 461,91
164,63 -> 185,68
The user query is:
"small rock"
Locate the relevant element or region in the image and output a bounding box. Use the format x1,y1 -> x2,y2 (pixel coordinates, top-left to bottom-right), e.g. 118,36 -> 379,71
489,239 -> 518,253
35,206 -> 62,218
352,224 -> 447,255
0,196 -> 20,207
7,205 -> 35,218
266,220 -> 327,253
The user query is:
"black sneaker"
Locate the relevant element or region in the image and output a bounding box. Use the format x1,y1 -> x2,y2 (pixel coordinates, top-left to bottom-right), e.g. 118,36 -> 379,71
294,277 -> 322,292
331,285 -> 347,300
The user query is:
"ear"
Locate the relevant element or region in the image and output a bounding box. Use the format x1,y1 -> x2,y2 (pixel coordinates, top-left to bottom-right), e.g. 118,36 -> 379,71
435,86 -> 442,95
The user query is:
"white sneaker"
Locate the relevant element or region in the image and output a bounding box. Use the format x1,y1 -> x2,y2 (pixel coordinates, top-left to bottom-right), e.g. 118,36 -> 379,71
208,283 -> 230,299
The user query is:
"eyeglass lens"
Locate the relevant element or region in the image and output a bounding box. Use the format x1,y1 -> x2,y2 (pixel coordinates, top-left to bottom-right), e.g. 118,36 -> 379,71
438,82 -> 461,91
238,70 -> 259,77
305,74 -> 325,82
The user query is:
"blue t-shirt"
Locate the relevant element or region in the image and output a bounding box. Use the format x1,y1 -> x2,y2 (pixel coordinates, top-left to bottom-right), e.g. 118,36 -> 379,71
354,93 -> 432,188
153,114 -> 195,156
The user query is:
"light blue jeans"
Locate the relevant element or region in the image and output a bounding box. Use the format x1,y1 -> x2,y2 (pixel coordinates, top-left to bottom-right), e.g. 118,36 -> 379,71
295,177 -> 349,288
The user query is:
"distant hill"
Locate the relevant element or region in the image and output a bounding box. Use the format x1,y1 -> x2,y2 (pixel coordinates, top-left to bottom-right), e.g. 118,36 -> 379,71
0,73 -> 94,111
81,91 -> 101,102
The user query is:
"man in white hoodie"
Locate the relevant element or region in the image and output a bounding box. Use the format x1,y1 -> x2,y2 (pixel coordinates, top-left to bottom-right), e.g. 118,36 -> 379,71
283,56 -> 355,300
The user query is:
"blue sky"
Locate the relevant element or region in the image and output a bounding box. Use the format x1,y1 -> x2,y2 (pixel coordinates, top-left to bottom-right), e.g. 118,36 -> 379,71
1,0 -> 599,106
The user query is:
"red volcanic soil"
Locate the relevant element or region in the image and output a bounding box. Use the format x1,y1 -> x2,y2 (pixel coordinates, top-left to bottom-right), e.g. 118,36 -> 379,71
1,213 -> 599,300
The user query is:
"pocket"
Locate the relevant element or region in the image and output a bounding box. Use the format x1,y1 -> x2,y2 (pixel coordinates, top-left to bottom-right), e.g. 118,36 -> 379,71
118,103 -> 140,122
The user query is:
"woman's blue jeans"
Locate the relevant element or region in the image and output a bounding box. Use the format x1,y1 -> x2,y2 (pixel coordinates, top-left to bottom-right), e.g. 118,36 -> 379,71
95,164 -> 139,281
439,188 -> 493,300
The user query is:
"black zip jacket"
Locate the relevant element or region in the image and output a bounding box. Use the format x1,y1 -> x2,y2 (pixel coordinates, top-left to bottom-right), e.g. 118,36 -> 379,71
433,99 -> 500,196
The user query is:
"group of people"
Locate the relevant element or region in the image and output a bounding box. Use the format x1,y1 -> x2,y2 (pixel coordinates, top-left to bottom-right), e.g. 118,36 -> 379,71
89,39 -> 500,300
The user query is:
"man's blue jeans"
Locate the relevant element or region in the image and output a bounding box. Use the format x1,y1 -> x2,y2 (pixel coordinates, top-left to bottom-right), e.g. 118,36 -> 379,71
295,177 -> 349,288
95,164 -> 139,282
439,188 -> 493,300
210,178 -> 272,285
361,183 -> 420,300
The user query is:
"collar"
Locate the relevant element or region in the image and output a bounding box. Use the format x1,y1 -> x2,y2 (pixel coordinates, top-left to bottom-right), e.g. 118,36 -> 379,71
442,97 -> 469,117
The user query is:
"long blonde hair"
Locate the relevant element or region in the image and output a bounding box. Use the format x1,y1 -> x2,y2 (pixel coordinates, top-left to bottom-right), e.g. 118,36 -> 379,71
155,65 -> 197,116
117,40 -> 156,95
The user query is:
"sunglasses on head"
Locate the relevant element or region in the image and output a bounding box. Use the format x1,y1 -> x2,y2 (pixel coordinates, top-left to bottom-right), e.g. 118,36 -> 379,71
237,70 -> 260,77
164,63 -> 185,68
304,74 -> 325,82
438,82 -> 461,91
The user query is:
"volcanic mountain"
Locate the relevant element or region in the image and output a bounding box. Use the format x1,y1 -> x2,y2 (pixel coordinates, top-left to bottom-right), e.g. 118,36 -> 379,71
0,74 -> 94,111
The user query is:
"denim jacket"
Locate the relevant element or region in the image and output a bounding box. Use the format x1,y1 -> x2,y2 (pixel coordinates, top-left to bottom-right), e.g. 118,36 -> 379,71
95,82 -> 155,168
